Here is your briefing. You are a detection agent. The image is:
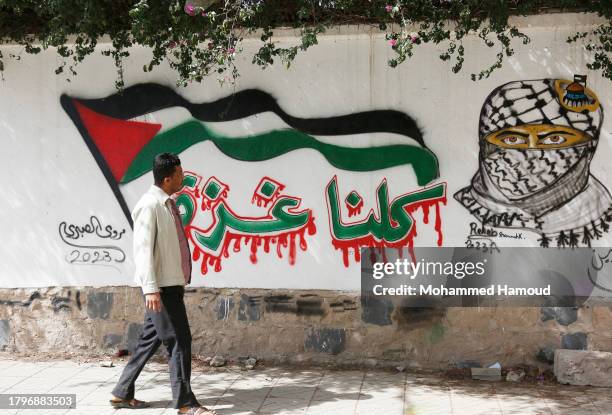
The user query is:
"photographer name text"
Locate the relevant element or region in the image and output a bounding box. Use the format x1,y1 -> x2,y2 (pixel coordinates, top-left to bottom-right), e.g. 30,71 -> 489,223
372,284 -> 551,296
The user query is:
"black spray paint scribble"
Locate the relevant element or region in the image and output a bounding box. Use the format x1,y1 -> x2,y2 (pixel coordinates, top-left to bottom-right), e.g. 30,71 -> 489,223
59,216 -> 126,272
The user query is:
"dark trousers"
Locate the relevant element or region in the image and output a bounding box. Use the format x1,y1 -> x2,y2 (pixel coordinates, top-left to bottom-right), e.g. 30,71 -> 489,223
111,286 -> 200,409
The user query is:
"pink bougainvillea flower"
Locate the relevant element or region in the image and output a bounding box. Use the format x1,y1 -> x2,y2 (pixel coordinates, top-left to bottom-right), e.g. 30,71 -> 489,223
411,35 -> 419,43
389,39 -> 397,47
385,4 -> 393,12
227,47 -> 236,54
184,2 -> 196,16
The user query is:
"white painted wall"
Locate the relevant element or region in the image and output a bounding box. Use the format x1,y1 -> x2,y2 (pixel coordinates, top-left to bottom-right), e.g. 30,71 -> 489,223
1,13 -> 611,290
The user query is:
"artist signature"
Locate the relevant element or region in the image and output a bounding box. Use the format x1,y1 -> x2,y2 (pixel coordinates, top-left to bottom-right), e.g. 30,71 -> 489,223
59,215 -> 125,240
469,222 -> 523,240
466,223 -> 501,253
58,216 -> 126,271
465,236 -> 501,253
469,222 -> 498,237
498,231 -> 524,240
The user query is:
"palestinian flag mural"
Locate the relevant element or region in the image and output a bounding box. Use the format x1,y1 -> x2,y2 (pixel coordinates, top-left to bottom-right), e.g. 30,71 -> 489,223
61,84 -> 445,273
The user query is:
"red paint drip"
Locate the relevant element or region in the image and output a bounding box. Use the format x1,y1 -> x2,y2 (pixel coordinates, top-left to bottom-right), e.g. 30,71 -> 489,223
354,247 -> 361,263
347,206 -> 362,217
189,215 -> 316,274
299,230 -> 307,251
434,197 -> 446,246
369,248 -> 377,264
264,237 -> 271,253
251,194 -> 272,208
201,198 -> 209,211
422,204 -> 430,224
377,246 -> 385,263
307,220 -> 317,235
250,236 -> 259,264
276,235 -> 284,259
289,234 -> 296,265
331,195 -> 444,267
202,190 -> 229,211
407,241 -> 416,264
346,199 -> 364,217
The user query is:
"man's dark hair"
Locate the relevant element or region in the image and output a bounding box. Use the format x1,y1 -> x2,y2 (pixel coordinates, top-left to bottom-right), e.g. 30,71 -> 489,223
153,153 -> 181,185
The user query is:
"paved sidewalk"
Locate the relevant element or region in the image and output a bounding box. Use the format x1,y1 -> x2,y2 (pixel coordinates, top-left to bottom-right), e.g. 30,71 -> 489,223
0,359 -> 610,415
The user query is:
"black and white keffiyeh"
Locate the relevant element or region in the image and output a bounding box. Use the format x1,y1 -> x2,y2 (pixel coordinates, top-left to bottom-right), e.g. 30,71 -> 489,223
478,78 -> 602,141
455,77 -> 612,247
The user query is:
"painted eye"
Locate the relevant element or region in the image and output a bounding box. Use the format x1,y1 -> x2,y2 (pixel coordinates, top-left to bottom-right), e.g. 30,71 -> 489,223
540,135 -> 566,145
501,136 -> 526,145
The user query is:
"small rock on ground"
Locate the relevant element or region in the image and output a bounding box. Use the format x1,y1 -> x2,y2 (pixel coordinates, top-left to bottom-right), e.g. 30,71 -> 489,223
506,369 -> 526,382
99,360 -> 114,368
210,356 -> 226,367
245,357 -> 257,369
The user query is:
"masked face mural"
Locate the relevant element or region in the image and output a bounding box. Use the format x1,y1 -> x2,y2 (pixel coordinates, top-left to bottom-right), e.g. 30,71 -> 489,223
455,75 -> 612,247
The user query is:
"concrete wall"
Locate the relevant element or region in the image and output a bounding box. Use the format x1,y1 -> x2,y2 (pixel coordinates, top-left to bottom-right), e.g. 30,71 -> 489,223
2,12 -> 612,368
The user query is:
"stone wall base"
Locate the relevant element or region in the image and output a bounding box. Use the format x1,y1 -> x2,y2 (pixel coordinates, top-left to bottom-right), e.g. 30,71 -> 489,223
1,287 -> 611,370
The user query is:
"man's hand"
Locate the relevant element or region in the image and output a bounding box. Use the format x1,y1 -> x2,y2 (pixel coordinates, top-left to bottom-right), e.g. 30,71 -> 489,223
145,292 -> 162,312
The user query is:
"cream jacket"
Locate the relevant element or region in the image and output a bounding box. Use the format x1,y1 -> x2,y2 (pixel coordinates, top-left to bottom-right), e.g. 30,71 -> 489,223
132,185 -> 186,294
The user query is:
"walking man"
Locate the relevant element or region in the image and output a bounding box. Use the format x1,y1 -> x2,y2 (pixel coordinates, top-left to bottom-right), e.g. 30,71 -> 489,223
110,153 -> 216,415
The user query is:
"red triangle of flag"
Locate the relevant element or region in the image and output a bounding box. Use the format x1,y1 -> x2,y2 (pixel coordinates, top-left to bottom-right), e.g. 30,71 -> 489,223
74,100 -> 161,183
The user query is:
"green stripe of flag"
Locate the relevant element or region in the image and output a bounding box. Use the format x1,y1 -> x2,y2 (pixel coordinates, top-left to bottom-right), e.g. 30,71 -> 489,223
121,120 -> 439,186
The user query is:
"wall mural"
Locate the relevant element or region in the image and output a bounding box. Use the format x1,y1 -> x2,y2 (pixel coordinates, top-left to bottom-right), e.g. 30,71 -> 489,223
455,75 -> 612,248
57,76 -> 612,281
61,84 -> 446,274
